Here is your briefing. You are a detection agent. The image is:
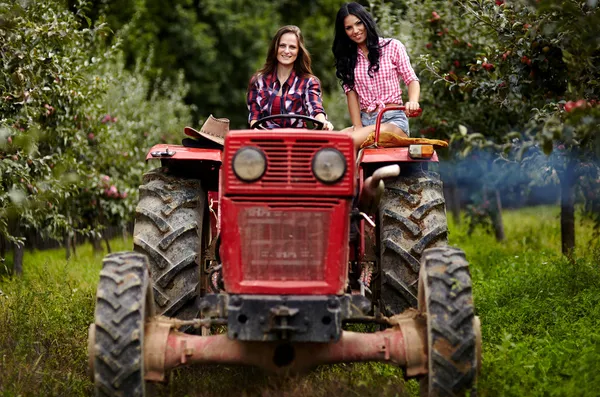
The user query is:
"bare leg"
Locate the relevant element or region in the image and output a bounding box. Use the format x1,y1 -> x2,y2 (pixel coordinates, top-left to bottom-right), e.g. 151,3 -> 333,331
339,126 -> 372,148
349,123 -> 408,149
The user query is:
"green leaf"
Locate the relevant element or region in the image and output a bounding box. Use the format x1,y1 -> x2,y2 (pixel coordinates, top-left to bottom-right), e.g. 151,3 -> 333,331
462,145 -> 473,158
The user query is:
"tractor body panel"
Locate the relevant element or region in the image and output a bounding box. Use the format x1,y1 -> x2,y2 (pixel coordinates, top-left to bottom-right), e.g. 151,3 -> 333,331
220,196 -> 351,295
222,130 -> 354,197
359,147 -> 439,164
145,144 -> 222,163
219,130 -> 356,296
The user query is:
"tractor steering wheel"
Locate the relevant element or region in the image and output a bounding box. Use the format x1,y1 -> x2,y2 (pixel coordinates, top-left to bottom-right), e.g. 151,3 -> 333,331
251,114 -> 325,130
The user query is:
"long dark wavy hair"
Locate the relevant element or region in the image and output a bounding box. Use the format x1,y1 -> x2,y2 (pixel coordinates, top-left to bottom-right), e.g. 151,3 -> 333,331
255,25 -> 314,79
332,2 -> 384,90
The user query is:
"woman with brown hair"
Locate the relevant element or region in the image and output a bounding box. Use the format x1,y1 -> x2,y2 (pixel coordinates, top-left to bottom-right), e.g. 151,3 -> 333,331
247,25 -> 334,130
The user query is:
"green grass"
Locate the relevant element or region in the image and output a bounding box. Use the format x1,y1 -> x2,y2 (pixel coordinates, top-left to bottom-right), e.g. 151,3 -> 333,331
1,206 -> 599,396
449,207 -> 600,397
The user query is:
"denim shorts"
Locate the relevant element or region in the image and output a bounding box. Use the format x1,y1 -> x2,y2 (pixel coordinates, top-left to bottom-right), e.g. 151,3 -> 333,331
360,109 -> 410,136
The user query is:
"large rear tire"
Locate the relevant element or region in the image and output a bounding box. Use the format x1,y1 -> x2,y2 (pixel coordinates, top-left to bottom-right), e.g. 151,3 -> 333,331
419,246 -> 479,397
90,252 -> 152,397
133,167 -> 205,323
377,166 -> 448,315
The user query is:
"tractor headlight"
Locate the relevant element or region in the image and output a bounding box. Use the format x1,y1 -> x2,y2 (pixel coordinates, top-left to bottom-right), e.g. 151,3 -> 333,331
232,147 -> 266,182
312,148 -> 346,184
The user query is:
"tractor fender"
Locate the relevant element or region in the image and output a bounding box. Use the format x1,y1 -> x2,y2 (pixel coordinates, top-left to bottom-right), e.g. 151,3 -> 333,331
145,144 -> 222,163
358,147 -> 438,165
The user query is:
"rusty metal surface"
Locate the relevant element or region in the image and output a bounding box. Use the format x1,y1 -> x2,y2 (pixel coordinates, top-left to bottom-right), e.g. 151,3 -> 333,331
144,320 -> 172,382
142,314 -> 428,378
146,328 -> 398,375
358,165 -> 400,214
388,309 -> 428,377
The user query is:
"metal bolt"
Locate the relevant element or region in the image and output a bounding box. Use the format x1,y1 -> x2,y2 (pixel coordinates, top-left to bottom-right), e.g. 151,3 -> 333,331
230,296 -> 242,307
360,301 -> 371,313
328,298 -> 339,309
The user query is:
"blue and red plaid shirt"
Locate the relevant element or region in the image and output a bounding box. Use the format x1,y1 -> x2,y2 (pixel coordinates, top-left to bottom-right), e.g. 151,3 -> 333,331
247,69 -> 327,128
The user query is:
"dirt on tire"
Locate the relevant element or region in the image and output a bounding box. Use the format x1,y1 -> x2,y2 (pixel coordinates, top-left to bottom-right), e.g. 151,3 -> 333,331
418,246 -> 477,397
377,166 -> 448,316
91,252 -> 152,397
133,167 -> 205,322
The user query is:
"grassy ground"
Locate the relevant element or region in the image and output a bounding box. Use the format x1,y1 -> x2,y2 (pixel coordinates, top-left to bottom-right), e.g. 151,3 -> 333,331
0,206 -> 599,396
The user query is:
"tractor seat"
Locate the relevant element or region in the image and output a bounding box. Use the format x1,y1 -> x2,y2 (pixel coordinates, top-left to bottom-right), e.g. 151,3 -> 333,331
360,130 -> 449,149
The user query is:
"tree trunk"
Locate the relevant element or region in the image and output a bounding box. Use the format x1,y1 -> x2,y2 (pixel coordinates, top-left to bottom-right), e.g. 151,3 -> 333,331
450,183 -> 461,225
65,233 -> 71,261
92,235 -> 103,255
445,173 -> 461,225
491,189 -> 505,242
12,223 -> 24,276
0,234 -> 6,260
482,186 -> 505,242
27,230 -> 35,253
104,233 -> 112,254
72,233 -> 77,257
13,242 -> 24,276
560,160 -> 576,257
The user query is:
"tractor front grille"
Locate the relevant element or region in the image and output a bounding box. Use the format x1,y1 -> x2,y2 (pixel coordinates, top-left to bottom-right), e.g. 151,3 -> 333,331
237,199 -> 340,282
225,137 -> 353,195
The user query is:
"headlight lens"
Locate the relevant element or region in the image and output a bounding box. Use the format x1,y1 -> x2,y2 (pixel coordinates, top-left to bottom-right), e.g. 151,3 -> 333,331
312,148 -> 346,184
232,147 -> 267,182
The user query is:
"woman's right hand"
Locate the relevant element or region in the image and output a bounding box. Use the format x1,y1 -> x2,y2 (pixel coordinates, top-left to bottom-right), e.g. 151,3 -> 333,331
404,101 -> 420,112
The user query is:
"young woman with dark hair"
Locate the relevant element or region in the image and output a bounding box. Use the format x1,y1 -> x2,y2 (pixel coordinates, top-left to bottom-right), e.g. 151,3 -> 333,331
247,25 -> 334,130
332,2 -> 420,148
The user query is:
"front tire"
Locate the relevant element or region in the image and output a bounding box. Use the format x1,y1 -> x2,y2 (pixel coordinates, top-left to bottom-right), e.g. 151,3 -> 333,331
419,246 -> 479,397
90,252 -> 153,397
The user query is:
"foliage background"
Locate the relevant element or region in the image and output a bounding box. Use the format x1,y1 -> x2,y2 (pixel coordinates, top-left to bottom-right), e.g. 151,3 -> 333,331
1,0 -> 599,258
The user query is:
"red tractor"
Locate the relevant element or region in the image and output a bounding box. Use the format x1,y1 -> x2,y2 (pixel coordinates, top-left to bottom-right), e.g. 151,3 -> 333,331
88,108 -> 481,397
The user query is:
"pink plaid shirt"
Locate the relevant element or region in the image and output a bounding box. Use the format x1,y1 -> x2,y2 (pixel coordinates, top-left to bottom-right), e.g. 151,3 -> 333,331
343,38 -> 418,113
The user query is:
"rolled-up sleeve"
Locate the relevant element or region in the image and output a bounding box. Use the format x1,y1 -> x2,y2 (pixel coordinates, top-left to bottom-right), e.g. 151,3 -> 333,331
247,75 -> 262,123
392,40 -> 419,86
304,77 -> 326,118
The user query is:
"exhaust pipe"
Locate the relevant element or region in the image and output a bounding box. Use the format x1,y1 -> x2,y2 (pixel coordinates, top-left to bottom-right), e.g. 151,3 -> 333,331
358,164 -> 400,214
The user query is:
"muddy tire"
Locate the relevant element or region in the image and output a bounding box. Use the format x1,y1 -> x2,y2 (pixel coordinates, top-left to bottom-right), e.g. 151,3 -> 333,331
90,252 -> 152,397
419,247 -> 479,397
133,167 -> 205,323
377,167 -> 448,315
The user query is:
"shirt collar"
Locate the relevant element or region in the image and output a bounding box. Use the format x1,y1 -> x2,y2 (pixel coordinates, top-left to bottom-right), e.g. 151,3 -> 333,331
269,68 -> 298,87
356,38 -> 386,59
